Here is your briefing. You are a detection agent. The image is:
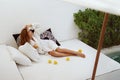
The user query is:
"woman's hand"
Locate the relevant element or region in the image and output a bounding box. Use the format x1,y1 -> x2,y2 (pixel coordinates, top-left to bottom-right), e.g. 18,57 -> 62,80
33,44 -> 39,49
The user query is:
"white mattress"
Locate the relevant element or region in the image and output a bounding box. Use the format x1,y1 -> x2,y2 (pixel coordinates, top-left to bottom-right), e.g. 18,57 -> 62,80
18,39 -> 120,80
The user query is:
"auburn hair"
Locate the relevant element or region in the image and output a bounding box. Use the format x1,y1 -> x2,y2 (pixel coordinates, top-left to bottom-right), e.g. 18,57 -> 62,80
20,27 -> 30,45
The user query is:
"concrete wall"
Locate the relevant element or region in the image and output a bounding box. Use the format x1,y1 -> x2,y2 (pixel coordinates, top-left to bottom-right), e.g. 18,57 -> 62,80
0,0 -> 84,47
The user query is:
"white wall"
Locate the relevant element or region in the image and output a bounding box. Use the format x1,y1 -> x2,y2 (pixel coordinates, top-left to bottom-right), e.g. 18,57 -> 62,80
0,0 -> 84,47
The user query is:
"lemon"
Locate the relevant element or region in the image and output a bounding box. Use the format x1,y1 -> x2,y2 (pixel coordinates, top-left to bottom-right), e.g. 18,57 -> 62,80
66,57 -> 70,61
54,60 -> 58,65
78,49 -> 82,53
48,59 -> 52,64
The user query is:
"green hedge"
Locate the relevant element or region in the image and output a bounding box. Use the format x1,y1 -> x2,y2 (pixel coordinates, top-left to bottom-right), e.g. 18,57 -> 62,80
74,9 -> 120,49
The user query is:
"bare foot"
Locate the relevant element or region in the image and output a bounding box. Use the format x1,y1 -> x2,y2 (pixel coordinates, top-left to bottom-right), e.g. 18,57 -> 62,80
77,52 -> 86,58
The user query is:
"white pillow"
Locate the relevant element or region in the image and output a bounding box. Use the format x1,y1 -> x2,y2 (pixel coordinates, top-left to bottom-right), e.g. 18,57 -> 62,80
32,23 -> 49,35
18,42 -> 40,62
7,46 -> 32,66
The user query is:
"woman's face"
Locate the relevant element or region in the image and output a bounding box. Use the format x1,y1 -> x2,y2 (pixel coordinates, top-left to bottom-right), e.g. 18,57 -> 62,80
26,24 -> 34,39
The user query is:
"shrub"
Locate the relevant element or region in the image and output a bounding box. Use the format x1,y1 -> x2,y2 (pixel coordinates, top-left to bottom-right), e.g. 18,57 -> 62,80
74,9 -> 120,49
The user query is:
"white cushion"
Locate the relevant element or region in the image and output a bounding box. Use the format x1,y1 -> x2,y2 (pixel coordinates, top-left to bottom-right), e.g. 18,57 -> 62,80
32,23 -> 79,42
18,42 -> 40,62
7,46 -> 32,66
32,23 -> 50,35
0,45 -> 23,80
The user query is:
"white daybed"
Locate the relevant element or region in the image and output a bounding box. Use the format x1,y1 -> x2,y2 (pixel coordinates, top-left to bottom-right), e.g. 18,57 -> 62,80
17,39 -> 120,80
0,33 -> 120,80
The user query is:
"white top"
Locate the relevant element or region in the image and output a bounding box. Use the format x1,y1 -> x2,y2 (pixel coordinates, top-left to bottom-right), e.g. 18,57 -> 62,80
63,0 -> 120,16
30,36 -> 58,54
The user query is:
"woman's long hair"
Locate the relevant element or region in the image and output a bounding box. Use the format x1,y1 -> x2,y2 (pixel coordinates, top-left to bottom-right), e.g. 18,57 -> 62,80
20,27 -> 30,45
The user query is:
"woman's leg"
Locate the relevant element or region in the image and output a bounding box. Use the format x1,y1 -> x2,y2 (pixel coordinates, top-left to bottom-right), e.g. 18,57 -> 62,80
48,50 -> 76,57
56,48 -> 85,58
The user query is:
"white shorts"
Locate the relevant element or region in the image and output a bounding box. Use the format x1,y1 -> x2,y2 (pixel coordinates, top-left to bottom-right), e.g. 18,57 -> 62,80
32,36 -> 59,54
39,40 -> 58,52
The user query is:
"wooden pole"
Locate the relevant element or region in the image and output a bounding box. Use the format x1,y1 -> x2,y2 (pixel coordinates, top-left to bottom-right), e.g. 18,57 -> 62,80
91,13 -> 109,80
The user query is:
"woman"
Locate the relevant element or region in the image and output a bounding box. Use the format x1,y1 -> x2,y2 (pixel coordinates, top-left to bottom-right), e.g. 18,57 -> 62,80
19,24 -> 86,58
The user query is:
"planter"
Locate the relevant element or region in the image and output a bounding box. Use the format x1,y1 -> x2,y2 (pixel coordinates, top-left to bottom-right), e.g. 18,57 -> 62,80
102,45 -> 120,55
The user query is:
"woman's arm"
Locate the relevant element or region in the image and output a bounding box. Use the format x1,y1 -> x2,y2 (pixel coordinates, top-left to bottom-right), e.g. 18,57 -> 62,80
33,44 -> 39,49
